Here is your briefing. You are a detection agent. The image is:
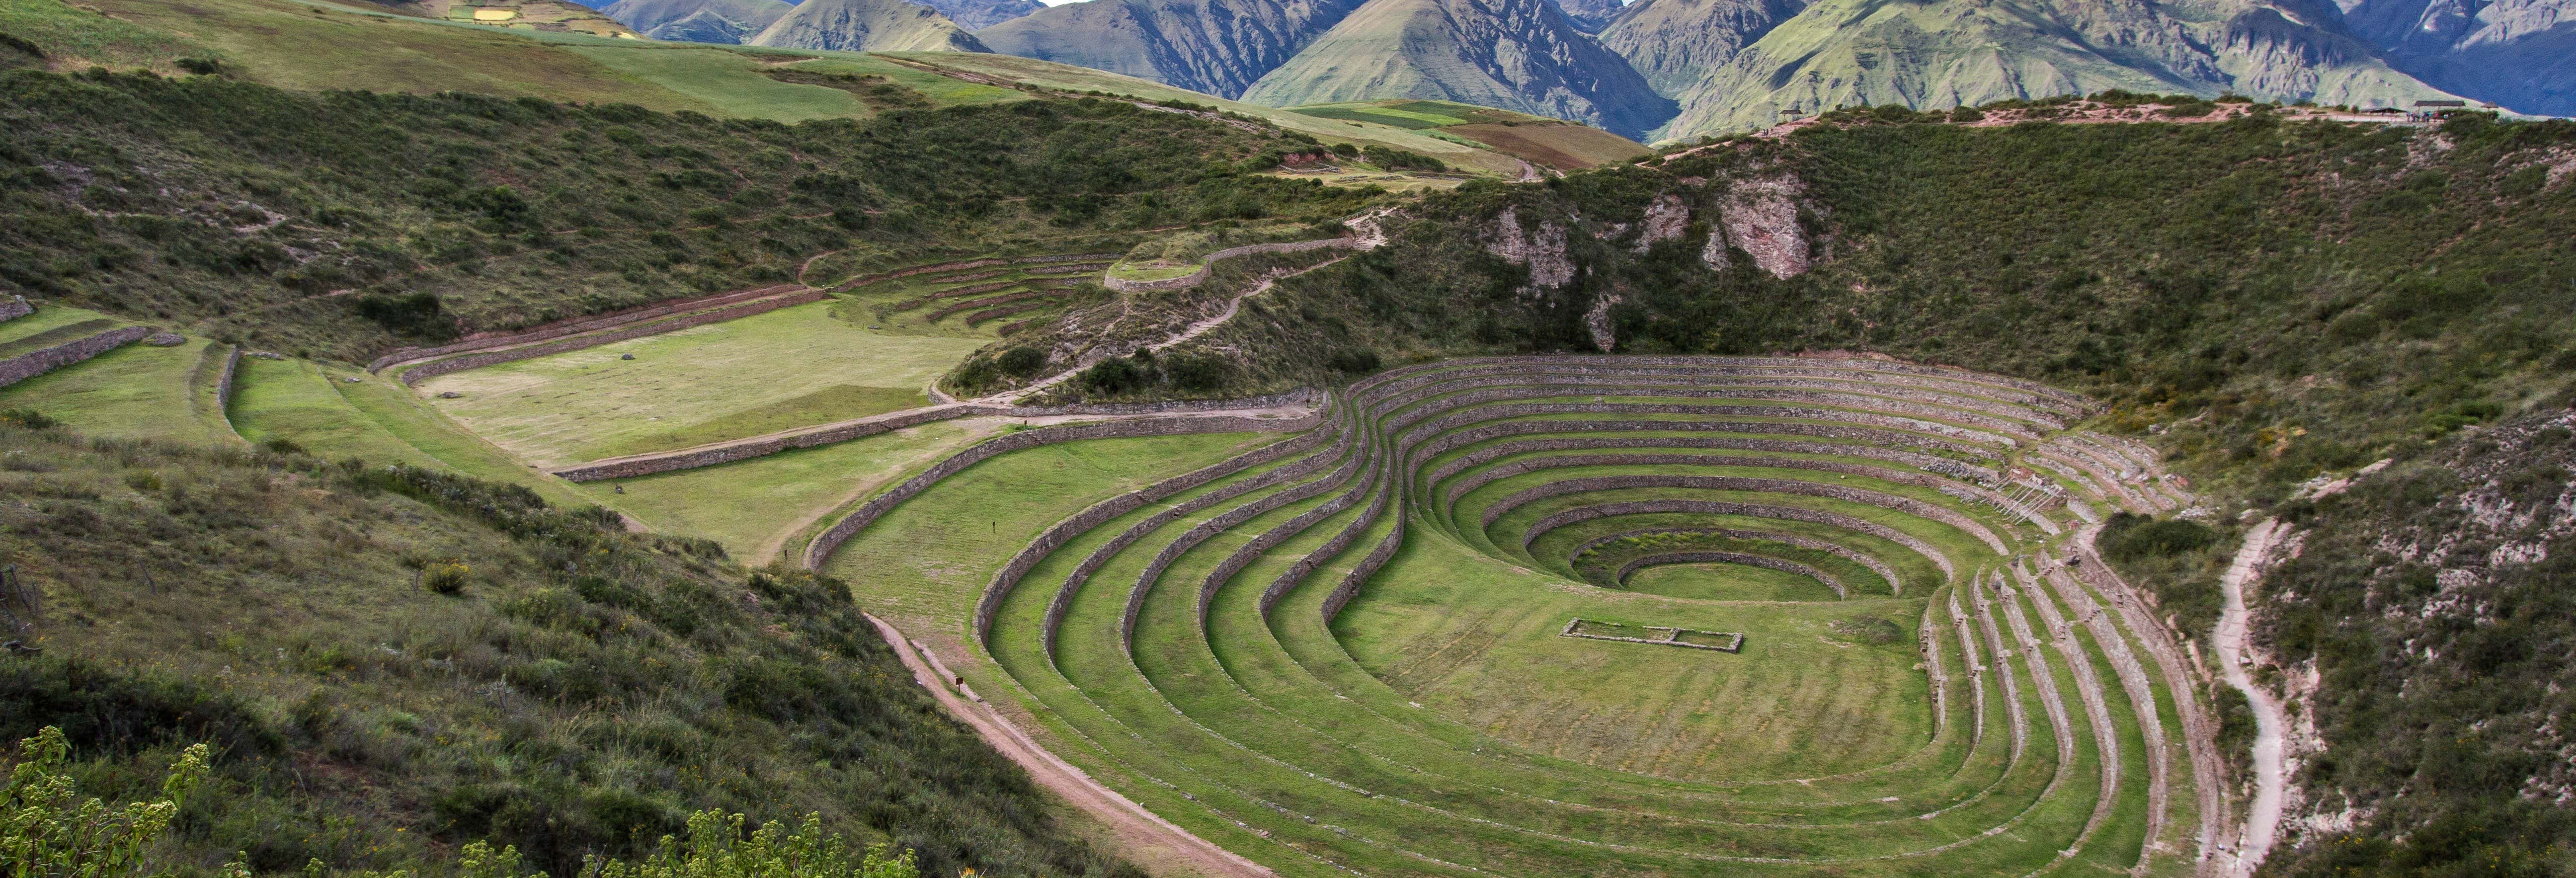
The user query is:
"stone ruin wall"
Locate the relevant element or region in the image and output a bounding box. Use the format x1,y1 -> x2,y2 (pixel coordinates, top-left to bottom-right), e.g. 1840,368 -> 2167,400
399,289 -> 829,385
0,326 -> 149,389
368,284 -> 805,371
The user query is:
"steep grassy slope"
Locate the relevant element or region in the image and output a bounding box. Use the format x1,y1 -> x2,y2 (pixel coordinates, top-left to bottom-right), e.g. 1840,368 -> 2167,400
0,426 -> 1139,878
1238,0 -> 1677,140
0,62 -> 1371,361
1593,0 -> 1805,97
973,0 -> 1366,99
1288,98 -> 1651,169
746,0 -> 988,53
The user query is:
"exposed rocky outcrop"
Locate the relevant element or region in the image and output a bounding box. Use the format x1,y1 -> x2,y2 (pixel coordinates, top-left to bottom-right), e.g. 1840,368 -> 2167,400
1485,206 -> 1578,290
1716,174 -> 1809,279
747,0 -> 989,52
2333,0 -> 2575,115
1635,193 -> 1691,251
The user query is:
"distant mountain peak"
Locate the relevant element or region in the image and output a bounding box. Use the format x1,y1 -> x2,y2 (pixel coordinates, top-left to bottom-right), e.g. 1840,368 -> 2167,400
747,0 -> 990,52
1238,0 -> 1678,139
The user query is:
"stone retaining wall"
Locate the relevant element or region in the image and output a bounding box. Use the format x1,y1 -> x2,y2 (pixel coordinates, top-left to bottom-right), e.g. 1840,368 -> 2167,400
1423,437 -> 1991,503
1366,370 -> 2061,433
1437,451 -> 2053,534
1444,354 -> 2096,413
1199,458 -> 1379,627
1480,474 -> 2010,555
0,326 -> 148,389
1403,420 -> 2004,486
974,423 -> 1335,642
1320,511 -> 1403,623
1522,499 -> 1955,585
1122,427 -> 1368,647
1373,362 -> 2081,421
1396,402 -> 2006,463
803,409 -> 1325,572
1102,238 -> 1358,293
1043,419 -> 1354,653
556,389 -> 1324,481
925,287 -> 1045,322
1262,457 -> 1393,616
0,297 -> 30,323
1389,388 -> 2020,448
368,284 -> 804,371
1571,527 -> 1902,596
399,289 -> 829,386
1613,550 -> 1843,597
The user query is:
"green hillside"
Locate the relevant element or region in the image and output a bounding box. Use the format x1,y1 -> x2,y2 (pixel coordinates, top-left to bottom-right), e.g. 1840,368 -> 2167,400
1237,0 -> 1677,140
1287,98 -> 1651,169
0,427 -> 1138,878
600,0 -> 792,43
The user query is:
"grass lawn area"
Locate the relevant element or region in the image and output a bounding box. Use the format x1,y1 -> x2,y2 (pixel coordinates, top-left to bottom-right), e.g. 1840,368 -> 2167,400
559,45 -> 864,122
1624,560 -> 1845,601
603,416 -> 1001,564
0,305 -> 125,347
417,301 -> 987,467
332,371 -> 593,509
229,357 -> 442,467
0,337 -> 237,447
822,431 -> 1274,631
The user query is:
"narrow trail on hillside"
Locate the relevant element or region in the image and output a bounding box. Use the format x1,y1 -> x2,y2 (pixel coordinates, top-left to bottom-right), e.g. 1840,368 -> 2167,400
863,612 -> 1276,878
2214,518 -> 2290,878
993,208 -> 1393,404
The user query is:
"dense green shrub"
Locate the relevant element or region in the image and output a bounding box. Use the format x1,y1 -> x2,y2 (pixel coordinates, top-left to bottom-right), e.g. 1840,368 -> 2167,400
2100,513 -> 2218,560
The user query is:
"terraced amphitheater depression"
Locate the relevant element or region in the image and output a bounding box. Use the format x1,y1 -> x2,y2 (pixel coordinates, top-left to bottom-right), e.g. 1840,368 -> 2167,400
806,354 -> 2251,878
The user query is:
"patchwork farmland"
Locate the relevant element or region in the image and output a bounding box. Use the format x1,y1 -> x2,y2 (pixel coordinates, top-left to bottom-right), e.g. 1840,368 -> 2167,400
802,355 -> 2229,877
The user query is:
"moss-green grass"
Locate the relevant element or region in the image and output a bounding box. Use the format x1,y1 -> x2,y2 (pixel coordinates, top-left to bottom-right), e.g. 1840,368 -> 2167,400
416,301 -> 987,467
229,356 -> 442,466
557,45 -> 864,123
0,304 -> 124,346
1623,560 -> 1843,601
820,431 -> 1276,630
0,336 -> 237,446
602,416 -> 998,563
330,370 -> 594,508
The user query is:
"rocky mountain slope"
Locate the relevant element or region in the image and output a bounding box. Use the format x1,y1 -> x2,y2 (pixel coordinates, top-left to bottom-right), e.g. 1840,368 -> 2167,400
1239,0 -> 1677,138
747,0 -> 989,52
601,0 -> 794,43
2334,0 -> 2576,115
973,0 -> 1368,98
918,0 -> 1046,29
1613,0 -> 2457,138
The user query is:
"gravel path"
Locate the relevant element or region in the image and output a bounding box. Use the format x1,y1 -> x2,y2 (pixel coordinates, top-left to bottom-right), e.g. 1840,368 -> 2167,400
2213,518 -> 2291,878
864,612 -> 1275,878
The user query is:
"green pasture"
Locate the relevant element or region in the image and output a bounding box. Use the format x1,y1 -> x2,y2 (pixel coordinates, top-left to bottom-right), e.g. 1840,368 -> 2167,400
559,45 -> 863,122
416,301 -> 986,467
1624,561 -> 1844,601
0,336 -> 236,447
604,416 -> 997,563
228,357 -> 440,467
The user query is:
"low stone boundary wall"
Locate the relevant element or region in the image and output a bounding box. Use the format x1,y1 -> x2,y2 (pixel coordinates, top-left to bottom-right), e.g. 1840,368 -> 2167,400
802,409 -> 1326,572
1403,420 -> 2005,488
1396,402 -> 2006,464
1391,389 -> 2019,449
1560,619 -> 1744,652
368,284 -> 805,371
1199,457 -> 1379,627
1261,457 -> 1393,616
1102,238 -> 1358,293
1431,354 -> 2096,414
398,289 -> 829,386
1012,389 -> 1321,418
1522,499 -> 1954,586
0,297 -> 30,323
1420,434 -> 1991,494
1374,360 -> 2088,421
0,325 -> 148,389
1320,511 -> 1403,623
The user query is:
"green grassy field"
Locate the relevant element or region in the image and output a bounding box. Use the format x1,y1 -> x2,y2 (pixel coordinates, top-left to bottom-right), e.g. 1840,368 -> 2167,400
1623,560 -> 1845,600
228,356 -> 443,466
1288,99 -> 1653,170
415,300 -> 988,467
602,416 -> 999,563
0,335 -> 237,447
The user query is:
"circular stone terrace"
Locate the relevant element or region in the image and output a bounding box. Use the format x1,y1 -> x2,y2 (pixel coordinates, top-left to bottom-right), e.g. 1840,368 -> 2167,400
808,355 -> 2231,877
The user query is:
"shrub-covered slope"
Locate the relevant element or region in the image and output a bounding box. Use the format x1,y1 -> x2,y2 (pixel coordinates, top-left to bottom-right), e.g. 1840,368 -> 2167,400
0,67 -> 1370,360
0,424 -> 1138,878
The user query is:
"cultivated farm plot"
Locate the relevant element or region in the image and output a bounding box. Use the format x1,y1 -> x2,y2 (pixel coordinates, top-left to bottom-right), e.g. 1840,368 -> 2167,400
604,416 -> 1000,563
804,354 -> 2212,877
416,300 -> 985,467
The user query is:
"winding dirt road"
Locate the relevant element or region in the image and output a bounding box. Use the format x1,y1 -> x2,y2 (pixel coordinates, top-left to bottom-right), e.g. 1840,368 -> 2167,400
2213,519 -> 2291,878
863,612 -> 1275,878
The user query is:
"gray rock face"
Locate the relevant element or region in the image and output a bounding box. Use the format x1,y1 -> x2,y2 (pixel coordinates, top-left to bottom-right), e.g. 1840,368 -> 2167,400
2333,0 -> 2575,114
747,0 -> 990,52
1595,0 -> 1805,96
1239,0 -> 1678,139
975,0 -> 1367,98
924,0 -> 1044,29
600,0 -> 793,43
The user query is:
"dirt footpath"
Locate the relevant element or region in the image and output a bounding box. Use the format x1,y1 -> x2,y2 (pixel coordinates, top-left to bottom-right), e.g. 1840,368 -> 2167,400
862,613 -> 1274,878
